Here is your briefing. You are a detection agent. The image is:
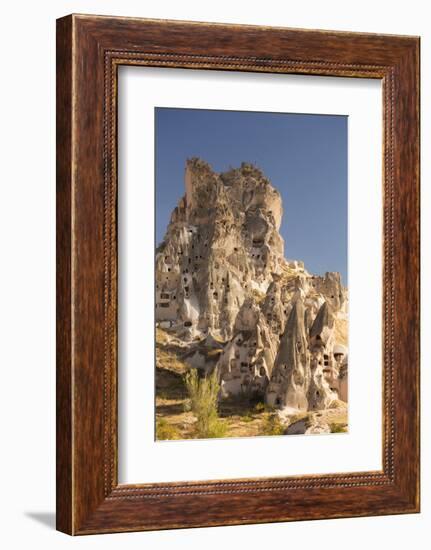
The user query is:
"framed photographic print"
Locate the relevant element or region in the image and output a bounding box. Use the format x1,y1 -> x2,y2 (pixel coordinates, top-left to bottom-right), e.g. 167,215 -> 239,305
56,14 -> 420,535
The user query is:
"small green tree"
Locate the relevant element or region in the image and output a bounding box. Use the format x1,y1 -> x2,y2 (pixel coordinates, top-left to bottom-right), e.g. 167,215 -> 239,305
184,369 -> 226,438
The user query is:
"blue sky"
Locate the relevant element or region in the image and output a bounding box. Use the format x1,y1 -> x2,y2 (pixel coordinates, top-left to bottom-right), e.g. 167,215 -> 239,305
155,108 -> 348,284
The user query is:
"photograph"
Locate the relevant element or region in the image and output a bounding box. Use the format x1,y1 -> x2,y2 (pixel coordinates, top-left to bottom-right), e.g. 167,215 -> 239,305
0,0 -> 424,544
154,107 -> 349,440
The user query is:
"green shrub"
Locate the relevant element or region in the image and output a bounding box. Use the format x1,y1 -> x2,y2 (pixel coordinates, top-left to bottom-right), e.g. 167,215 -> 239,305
184,369 -> 226,438
156,417 -> 180,440
262,414 -> 285,436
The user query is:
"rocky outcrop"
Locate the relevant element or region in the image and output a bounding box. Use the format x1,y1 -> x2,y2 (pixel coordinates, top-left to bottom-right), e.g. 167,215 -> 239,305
156,158 -> 348,414
216,299 -> 276,398
266,301 -> 310,410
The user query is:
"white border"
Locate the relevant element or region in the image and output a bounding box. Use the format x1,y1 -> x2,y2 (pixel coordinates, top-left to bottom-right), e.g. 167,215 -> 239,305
118,66 -> 382,484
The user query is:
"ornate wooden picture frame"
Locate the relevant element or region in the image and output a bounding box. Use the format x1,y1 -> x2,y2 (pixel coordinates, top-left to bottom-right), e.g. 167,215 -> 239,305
56,14 -> 420,535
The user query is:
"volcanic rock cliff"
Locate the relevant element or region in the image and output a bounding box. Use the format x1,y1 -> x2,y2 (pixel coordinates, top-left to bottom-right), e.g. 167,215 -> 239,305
156,158 -> 348,412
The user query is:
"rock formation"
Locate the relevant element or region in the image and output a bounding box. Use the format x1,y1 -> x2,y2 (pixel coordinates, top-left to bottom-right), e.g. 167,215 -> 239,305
156,158 -> 348,414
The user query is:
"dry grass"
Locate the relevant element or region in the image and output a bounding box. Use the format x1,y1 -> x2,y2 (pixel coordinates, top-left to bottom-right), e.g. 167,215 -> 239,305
155,328 -> 193,440
156,328 -> 189,375
156,347 -> 189,375
155,400 -> 348,440
329,422 -> 348,433
313,407 -> 348,431
155,399 -> 197,440
328,399 -> 347,409
156,417 -> 180,440
155,386 -> 280,440
286,411 -> 310,425
156,327 -> 171,345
